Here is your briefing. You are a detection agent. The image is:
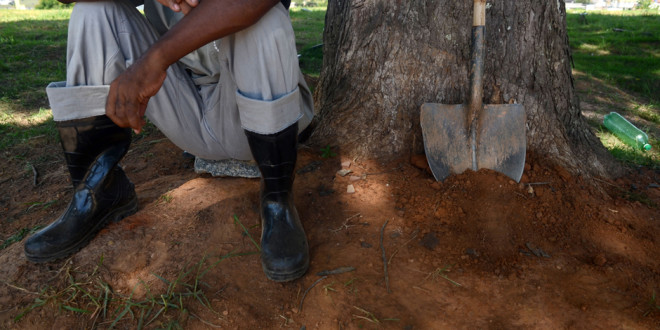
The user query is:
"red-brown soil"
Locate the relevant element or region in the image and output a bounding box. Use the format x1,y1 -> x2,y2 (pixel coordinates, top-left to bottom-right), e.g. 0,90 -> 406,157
1,129 -> 659,329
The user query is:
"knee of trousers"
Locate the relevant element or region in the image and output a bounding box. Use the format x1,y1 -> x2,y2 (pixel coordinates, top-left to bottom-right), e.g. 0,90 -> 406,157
229,5 -> 300,98
69,0 -> 137,26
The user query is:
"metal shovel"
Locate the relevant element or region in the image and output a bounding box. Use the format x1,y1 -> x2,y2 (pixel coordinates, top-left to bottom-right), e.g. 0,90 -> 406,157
420,0 -> 526,182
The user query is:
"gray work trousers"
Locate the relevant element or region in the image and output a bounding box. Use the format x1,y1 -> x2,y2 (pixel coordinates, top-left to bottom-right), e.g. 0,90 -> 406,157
46,0 -> 314,161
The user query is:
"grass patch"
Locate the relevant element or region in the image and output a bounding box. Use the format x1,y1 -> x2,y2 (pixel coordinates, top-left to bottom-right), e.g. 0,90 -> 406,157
568,10 -> 660,167
0,9 -> 70,109
11,251 -> 252,328
597,127 -> 660,169
290,0 -> 327,77
0,226 -> 42,250
0,108 -> 58,151
567,10 -> 660,106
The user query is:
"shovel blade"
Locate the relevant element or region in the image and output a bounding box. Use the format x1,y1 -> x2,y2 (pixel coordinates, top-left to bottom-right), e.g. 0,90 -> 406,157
420,103 -> 526,182
420,103 -> 472,181
477,104 -> 526,182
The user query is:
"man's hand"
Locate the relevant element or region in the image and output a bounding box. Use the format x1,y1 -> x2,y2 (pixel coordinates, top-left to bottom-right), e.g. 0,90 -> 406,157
106,56 -> 167,134
157,0 -> 198,15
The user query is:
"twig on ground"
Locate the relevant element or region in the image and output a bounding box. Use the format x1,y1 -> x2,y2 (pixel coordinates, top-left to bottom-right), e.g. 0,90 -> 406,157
388,229 -> 419,265
412,286 -> 431,293
593,177 -> 618,187
316,267 -> 355,276
31,163 -> 38,186
514,192 -> 528,199
299,276 -> 327,312
331,213 -> 361,232
525,182 -> 551,186
380,219 -> 391,293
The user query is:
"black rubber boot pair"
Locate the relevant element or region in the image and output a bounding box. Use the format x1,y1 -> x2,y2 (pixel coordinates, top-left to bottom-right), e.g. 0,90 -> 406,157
245,123 -> 309,282
24,116 -> 138,263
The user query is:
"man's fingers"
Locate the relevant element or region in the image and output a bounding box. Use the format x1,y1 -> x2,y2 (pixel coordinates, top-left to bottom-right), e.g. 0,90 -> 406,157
106,84 -> 128,128
125,100 -> 144,132
180,2 -> 193,15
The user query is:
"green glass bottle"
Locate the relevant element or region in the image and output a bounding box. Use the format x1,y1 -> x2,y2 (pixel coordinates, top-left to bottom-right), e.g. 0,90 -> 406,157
603,112 -> 652,151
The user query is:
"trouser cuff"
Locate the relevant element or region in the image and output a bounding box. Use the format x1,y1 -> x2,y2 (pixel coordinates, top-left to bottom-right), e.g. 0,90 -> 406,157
47,82 -> 109,121
237,87 -> 303,135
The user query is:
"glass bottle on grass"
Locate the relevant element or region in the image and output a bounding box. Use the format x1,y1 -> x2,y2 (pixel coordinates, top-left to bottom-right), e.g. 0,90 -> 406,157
603,112 -> 652,151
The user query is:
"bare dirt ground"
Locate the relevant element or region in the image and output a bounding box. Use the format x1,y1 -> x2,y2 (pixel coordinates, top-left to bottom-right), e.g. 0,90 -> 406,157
1,76 -> 659,329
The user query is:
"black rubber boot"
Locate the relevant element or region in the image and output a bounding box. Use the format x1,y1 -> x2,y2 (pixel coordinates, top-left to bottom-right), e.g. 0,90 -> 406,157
24,116 -> 137,263
245,123 -> 309,282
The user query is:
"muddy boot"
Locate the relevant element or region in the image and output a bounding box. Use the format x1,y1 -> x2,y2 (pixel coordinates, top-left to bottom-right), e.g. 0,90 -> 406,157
24,116 -> 137,262
245,123 -> 309,282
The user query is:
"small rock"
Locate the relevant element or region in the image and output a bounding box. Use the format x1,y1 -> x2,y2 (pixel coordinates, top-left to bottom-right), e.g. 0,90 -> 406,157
593,254 -> 607,266
349,175 -> 362,182
341,160 -> 351,168
347,184 -> 356,194
410,154 -> 429,171
527,185 -> 534,195
337,169 -> 352,177
430,182 -> 442,190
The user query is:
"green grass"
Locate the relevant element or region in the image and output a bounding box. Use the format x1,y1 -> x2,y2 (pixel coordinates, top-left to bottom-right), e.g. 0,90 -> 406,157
567,10 -> 660,106
567,10 -> 660,167
597,129 -> 660,169
0,9 -> 70,109
0,9 -> 69,151
13,246 -> 258,327
290,0 -> 327,77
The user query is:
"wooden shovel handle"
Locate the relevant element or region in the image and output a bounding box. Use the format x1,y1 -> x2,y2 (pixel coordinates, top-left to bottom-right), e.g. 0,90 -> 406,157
467,0 -> 486,131
473,0 -> 486,27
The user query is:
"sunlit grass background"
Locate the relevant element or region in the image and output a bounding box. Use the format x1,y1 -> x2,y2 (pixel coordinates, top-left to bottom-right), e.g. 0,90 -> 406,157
566,9 -> 659,167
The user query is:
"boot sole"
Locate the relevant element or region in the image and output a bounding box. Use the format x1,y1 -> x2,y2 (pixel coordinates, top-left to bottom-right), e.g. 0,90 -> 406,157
263,260 -> 309,282
25,196 -> 138,263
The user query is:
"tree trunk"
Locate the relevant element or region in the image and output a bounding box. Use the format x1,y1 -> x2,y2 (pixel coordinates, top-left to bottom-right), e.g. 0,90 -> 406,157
313,0 -> 622,178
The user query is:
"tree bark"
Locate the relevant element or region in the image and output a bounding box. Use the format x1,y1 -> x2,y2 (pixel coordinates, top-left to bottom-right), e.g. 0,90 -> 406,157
313,0 -> 623,178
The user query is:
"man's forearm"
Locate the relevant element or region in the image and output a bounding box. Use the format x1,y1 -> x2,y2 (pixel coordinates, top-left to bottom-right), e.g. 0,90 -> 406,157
144,0 -> 280,72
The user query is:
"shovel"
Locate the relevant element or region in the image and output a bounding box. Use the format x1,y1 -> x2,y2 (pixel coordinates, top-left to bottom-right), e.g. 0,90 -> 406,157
420,0 -> 526,182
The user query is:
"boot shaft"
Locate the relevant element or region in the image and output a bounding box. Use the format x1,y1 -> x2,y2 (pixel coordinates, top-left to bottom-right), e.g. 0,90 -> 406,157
57,115 -> 131,187
245,123 -> 298,194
